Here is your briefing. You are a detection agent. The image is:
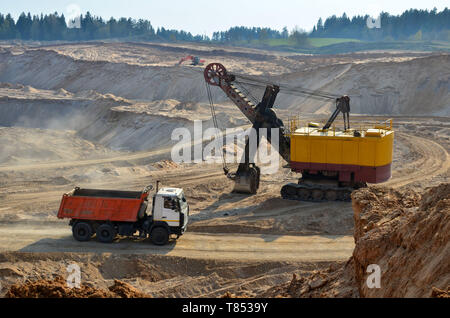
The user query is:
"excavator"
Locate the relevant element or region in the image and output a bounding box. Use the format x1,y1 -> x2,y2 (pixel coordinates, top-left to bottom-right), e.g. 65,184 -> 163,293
178,55 -> 205,66
204,63 -> 394,202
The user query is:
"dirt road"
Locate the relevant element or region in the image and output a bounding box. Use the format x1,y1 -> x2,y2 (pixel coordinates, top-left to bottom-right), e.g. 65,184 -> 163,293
385,132 -> 449,188
0,222 -> 354,261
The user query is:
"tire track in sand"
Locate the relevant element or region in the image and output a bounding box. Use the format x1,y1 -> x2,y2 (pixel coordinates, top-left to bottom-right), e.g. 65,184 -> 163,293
385,132 -> 449,188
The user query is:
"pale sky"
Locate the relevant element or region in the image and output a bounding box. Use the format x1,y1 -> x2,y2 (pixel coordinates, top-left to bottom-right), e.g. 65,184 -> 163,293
2,0 -> 449,36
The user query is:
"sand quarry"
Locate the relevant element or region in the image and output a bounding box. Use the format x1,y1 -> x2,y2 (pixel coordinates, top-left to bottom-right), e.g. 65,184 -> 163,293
0,42 -> 448,298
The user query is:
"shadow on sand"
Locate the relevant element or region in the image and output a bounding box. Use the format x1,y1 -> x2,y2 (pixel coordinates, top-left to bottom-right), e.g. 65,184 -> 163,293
19,234 -> 178,255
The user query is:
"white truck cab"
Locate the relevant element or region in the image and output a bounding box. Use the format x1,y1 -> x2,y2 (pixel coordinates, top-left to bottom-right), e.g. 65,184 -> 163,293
150,187 -> 189,244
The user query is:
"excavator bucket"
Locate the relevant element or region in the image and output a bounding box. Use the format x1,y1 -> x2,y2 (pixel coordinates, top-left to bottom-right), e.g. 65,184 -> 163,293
232,166 -> 260,194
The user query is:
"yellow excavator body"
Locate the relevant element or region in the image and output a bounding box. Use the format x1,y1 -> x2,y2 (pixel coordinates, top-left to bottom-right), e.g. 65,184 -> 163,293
289,120 -> 394,184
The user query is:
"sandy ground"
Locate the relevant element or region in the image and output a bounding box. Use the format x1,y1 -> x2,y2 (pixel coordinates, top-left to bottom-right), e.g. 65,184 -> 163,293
0,41 -> 448,297
0,224 -> 354,262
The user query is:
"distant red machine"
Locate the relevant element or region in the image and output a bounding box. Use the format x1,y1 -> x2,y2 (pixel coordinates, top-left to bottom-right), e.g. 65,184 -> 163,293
177,55 -> 205,66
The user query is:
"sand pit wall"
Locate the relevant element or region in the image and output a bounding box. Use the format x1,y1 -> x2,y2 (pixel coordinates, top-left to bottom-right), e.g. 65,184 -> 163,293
351,184 -> 449,297
0,91 -> 224,152
1,49 -> 449,116
0,99 -> 97,130
0,50 -> 214,103
262,184 -> 449,298
271,54 -> 450,115
0,252 -> 309,298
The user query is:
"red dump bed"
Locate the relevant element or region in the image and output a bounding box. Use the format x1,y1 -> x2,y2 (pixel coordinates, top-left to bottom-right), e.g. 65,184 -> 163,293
57,188 -> 148,222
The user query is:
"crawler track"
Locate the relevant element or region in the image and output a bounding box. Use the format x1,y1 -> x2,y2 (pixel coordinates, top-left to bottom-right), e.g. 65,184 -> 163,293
281,182 -> 354,202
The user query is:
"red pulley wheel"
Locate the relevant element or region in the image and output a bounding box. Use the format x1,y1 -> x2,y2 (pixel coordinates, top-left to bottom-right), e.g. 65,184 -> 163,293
204,63 -> 227,86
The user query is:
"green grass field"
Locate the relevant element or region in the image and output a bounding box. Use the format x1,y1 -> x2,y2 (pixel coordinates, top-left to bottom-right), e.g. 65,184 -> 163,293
226,37 -> 449,54
249,37 -> 361,48
308,37 -> 361,47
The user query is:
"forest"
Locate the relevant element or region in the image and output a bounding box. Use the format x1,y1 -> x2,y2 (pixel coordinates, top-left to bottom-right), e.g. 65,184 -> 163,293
310,8 -> 450,41
0,8 -> 448,43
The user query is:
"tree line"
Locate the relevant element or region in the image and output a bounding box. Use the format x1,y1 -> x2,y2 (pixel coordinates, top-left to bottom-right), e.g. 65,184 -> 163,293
0,11 -> 308,46
311,8 -> 450,41
0,12 -> 207,42
212,26 -> 289,42
0,8 -> 449,43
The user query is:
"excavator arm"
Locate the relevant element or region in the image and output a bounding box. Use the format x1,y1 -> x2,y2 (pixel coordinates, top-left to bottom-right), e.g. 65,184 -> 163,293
204,63 -> 258,123
204,63 -> 290,193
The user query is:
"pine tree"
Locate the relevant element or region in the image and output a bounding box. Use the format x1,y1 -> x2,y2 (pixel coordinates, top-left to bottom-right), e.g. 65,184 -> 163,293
16,12 -> 32,39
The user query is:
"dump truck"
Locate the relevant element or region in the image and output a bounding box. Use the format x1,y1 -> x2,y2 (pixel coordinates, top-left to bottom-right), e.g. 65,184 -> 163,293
57,183 -> 189,245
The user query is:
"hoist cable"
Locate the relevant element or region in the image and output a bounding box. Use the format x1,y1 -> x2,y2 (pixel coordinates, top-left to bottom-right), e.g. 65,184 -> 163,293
205,81 -> 228,172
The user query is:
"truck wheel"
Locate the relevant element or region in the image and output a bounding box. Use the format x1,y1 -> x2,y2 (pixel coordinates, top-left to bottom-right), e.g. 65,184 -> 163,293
151,227 -> 169,246
72,222 -> 92,242
96,224 -> 116,243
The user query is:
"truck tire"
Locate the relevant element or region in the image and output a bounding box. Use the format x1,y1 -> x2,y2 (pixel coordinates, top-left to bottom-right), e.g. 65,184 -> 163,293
96,224 -> 116,243
151,227 -> 169,246
72,222 -> 92,242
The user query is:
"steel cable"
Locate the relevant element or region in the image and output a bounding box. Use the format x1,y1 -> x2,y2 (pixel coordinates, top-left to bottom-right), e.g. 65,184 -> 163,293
205,81 -> 228,171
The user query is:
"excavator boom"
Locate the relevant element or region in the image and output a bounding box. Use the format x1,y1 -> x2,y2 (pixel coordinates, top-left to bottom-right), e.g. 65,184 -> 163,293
204,63 -> 258,123
204,63 -> 290,193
